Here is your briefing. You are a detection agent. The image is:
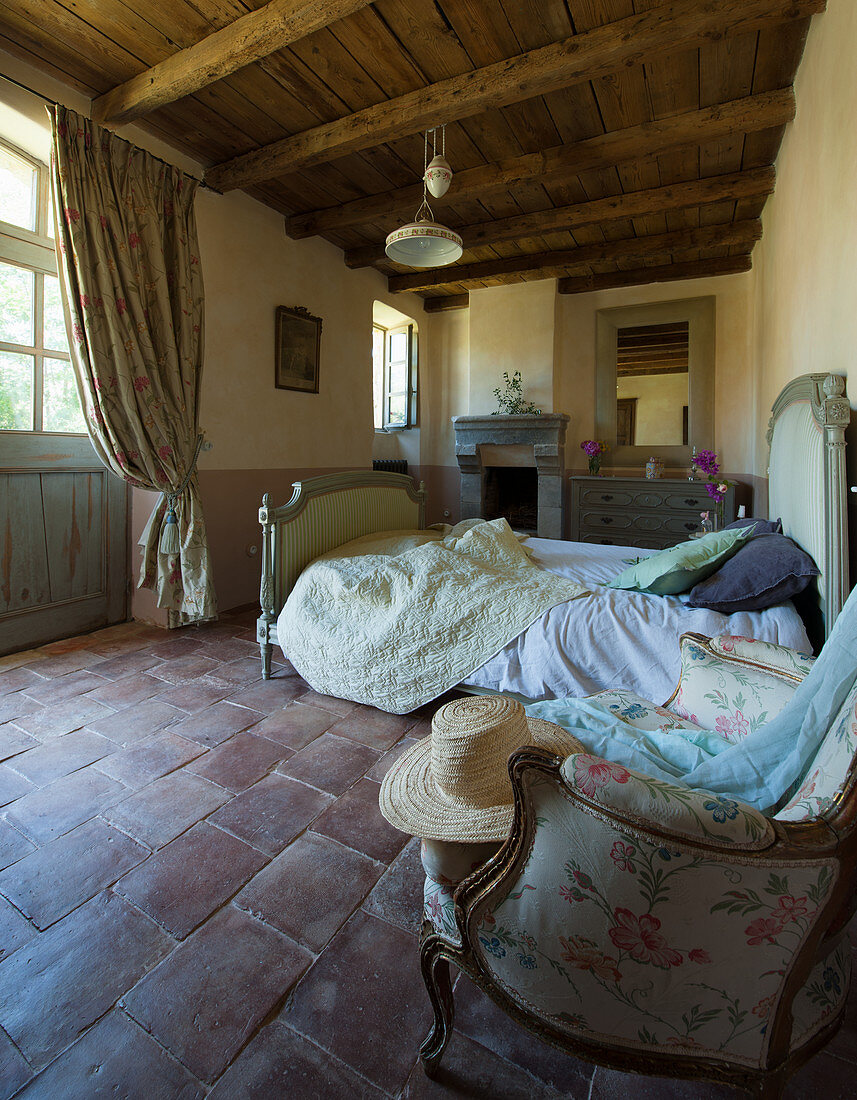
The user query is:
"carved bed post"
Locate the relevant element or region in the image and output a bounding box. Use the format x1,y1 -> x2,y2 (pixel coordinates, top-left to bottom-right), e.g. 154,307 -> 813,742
258,492 -> 275,679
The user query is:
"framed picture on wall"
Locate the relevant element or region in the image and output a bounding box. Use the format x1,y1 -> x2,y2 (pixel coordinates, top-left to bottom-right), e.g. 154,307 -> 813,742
275,305 -> 322,393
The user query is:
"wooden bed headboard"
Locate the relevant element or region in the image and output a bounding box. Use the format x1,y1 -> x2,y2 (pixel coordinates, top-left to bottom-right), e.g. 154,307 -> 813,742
256,471 -> 426,678
767,372 -> 850,641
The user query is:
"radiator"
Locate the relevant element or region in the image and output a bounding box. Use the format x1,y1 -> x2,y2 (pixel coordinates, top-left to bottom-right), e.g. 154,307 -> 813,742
372,459 -> 409,475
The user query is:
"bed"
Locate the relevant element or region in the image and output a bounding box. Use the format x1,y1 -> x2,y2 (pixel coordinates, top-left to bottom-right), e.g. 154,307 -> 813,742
257,373 -> 849,712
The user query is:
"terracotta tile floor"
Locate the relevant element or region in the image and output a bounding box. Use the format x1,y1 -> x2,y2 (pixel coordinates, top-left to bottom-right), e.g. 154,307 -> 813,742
0,612 -> 855,1099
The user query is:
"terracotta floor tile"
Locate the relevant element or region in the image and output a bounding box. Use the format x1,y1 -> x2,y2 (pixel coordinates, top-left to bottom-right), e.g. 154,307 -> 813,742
114,821 -> 267,939
95,731 -> 205,789
0,1027 -> 32,1097
251,702 -> 337,750
86,626 -> 167,659
0,765 -> 35,806
145,635 -> 201,661
362,836 -> 425,936
152,677 -> 233,713
328,709 -> 418,751
282,909 -> 433,1095
0,693 -> 43,724
226,676 -> 307,712
205,656 -> 266,686
235,832 -> 384,952
147,653 -> 222,684
104,771 -> 229,849
5,768 -> 127,843
209,774 -> 333,857
165,701 -> 264,747
590,1064 -> 737,1099
277,732 -> 380,796
13,696 -> 114,740
0,891 -> 173,1070
312,777 -> 409,864
122,906 -> 312,1083
0,895 -> 37,961
9,729 -> 116,786
208,1021 -> 387,1099
85,672 -> 167,710
83,649 -> 164,681
0,820 -> 36,871
21,669 -> 105,705
14,1009 -> 205,1100
87,699 -> 186,746
187,729 -> 290,790
0,724 -> 39,762
0,818 -> 148,929
0,667 -> 45,695
365,734 -> 423,783
295,688 -> 359,716
196,636 -> 259,663
21,650 -> 104,678
454,976 -> 595,1096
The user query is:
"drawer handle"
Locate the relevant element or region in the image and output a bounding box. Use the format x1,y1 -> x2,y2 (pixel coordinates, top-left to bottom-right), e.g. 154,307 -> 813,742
600,494 -> 613,501
600,516 -> 613,525
684,498 -> 700,506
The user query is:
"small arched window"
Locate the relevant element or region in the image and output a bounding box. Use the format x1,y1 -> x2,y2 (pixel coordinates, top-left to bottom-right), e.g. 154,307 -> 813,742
372,301 -> 418,431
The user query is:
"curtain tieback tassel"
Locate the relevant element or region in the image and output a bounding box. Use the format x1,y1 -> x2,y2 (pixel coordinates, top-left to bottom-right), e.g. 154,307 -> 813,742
159,495 -> 181,554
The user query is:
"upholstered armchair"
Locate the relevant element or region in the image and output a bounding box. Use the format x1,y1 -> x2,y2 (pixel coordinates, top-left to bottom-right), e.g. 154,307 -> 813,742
420,633 -> 857,1098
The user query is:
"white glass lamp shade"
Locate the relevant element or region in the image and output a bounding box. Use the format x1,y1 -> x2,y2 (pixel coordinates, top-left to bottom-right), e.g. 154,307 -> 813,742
424,154 -> 453,198
385,220 -> 463,267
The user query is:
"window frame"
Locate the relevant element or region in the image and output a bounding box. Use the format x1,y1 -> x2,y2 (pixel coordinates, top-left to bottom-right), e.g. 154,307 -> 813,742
0,136 -> 80,435
374,320 -> 417,432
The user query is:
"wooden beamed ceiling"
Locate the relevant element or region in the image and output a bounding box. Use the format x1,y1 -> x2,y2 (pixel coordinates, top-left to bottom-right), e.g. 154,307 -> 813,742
0,0 -> 826,307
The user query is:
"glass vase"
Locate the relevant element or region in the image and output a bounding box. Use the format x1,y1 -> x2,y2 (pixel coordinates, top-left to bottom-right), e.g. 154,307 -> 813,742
588,456 -> 601,476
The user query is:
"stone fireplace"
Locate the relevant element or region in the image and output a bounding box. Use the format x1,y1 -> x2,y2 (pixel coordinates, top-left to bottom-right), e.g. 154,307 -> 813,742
452,413 -> 570,539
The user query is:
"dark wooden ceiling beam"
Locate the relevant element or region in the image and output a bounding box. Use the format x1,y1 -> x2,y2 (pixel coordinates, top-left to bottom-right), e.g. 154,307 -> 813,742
288,89 -> 793,239
91,0 -> 374,125
387,220 -> 762,294
558,255 -> 753,295
344,166 -> 776,268
422,293 -> 470,313
205,0 -> 823,191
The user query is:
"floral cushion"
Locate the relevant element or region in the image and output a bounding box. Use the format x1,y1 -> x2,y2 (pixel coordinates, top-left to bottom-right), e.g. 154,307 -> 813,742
790,936 -> 851,1049
471,775 -> 837,1065
420,838 -> 500,884
424,874 -> 459,942
669,637 -> 801,741
709,636 -> 815,678
560,754 -> 774,849
588,689 -> 704,732
775,679 -> 857,822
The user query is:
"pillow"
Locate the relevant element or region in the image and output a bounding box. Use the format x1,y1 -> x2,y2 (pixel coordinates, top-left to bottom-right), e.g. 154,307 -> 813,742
687,533 -> 819,613
606,527 -> 754,596
723,516 -> 783,535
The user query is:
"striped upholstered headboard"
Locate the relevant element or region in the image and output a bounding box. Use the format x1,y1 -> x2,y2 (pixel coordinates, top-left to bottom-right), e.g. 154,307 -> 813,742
256,471 -> 426,678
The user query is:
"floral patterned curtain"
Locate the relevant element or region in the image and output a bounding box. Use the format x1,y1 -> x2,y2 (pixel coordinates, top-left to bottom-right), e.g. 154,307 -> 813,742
50,106 -> 216,627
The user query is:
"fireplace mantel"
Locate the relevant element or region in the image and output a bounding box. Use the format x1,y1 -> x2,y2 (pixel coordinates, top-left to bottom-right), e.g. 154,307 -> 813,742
452,413 -> 570,538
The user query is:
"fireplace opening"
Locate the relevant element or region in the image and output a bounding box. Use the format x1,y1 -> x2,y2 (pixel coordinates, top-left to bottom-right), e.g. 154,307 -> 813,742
483,466 -> 538,534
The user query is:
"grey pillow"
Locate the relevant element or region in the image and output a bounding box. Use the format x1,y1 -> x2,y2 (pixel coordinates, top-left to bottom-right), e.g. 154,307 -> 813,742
723,516 -> 783,535
687,533 -> 819,613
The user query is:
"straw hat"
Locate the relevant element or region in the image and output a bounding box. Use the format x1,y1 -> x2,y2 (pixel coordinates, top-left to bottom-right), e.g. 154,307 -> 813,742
379,695 -> 584,843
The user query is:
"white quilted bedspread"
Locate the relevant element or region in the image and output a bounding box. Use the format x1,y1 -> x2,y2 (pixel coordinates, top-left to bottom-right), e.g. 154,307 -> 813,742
277,519 -> 588,714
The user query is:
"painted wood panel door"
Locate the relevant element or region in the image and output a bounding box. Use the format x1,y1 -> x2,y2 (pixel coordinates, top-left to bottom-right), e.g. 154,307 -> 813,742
0,432 -> 128,655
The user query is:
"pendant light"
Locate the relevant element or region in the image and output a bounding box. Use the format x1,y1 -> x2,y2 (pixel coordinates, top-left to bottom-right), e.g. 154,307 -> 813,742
385,126 -> 463,268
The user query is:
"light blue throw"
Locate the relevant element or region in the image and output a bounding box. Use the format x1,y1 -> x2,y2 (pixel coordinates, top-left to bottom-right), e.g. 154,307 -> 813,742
525,584 -> 857,814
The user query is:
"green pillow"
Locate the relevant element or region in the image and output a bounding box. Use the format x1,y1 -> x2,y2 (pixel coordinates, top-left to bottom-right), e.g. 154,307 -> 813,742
606,527 -> 755,596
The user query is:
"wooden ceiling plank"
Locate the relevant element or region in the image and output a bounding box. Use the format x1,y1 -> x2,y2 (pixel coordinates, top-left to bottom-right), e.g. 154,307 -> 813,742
558,254 -> 753,294
204,0 -> 824,190
288,89 -> 793,238
91,0 -> 376,125
422,294 -> 470,312
387,219 -> 761,294
343,165 -> 775,267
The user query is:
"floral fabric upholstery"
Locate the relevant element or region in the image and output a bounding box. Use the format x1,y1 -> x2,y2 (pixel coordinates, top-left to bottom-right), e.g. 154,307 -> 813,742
424,874 -> 459,941
421,839 -> 500,943
587,689 -> 704,733
709,636 -> 815,677
790,937 -> 851,1048
775,680 -> 857,822
669,636 -> 803,741
470,776 -> 837,1066
560,754 -> 774,849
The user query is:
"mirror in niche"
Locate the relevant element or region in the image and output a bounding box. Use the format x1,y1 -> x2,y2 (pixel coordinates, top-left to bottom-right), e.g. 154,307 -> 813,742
616,321 -> 689,448
595,296 -> 714,468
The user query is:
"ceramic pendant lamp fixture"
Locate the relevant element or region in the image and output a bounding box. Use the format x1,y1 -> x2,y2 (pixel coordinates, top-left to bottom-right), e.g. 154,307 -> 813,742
385,125 -> 463,268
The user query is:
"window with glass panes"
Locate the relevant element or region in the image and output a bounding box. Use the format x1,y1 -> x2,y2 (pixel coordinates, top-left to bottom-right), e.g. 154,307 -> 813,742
372,322 -> 416,430
0,138 -> 83,433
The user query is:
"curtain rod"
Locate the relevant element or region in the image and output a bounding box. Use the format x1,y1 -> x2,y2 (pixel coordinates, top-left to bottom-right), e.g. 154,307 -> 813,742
0,71 -> 215,192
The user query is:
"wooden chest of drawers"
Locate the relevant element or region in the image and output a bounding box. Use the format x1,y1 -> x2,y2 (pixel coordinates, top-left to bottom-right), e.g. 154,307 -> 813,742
569,477 -> 736,549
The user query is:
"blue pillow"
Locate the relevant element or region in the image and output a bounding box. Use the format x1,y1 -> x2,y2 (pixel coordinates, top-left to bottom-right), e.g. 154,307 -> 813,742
723,516 -> 782,536
688,533 -> 819,612
606,526 -> 755,596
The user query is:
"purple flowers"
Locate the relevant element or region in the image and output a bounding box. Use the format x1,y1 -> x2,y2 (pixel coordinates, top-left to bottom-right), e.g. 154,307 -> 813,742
693,449 -> 720,477
581,439 -> 608,457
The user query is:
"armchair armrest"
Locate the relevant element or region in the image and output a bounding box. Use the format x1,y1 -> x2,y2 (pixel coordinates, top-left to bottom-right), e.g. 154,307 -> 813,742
560,752 -> 775,850
665,633 -> 807,739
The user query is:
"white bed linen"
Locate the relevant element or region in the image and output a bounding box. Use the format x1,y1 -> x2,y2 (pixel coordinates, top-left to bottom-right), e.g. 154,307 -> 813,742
463,537 -> 812,704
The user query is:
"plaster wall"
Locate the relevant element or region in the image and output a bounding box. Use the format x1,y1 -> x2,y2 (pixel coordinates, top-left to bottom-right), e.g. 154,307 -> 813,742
617,372 -> 688,448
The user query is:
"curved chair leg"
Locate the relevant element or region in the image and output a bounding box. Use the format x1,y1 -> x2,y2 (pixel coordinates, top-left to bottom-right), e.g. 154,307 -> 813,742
419,936 -> 456,1078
